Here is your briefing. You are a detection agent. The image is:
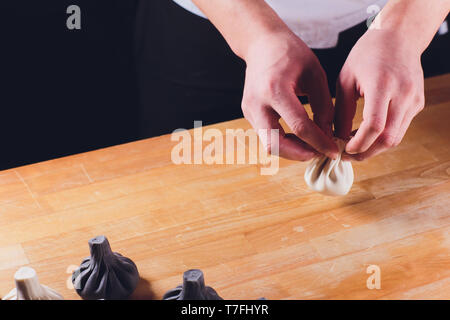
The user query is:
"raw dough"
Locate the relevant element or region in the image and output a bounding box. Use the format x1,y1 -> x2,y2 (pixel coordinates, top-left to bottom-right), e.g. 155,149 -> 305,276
304,139 -> 354,196
2,267 -> 63,300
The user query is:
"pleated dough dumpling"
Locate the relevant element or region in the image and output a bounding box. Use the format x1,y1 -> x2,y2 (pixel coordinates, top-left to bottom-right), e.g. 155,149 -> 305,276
2,266 -> 63,300
304,139 -> 354,196
71,235 -> 139,300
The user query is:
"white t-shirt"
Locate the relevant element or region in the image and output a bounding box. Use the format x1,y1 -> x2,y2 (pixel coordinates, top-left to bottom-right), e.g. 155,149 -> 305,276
172,0 -> 388,48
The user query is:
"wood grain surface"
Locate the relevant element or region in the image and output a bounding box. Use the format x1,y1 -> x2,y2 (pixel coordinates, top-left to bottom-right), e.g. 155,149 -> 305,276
0,74 -> 449,300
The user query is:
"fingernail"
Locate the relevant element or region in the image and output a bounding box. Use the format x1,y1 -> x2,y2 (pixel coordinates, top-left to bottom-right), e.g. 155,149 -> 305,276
346,149 -> 357,155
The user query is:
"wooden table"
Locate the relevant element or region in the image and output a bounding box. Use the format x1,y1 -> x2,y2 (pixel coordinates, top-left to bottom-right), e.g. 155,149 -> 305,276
1,74 -> 449,300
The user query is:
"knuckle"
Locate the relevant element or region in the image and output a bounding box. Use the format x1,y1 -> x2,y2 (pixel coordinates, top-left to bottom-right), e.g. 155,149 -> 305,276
290,119 -> 309,137
376,71 -> 393,90
241,98 -> 252,112
241,108 -> 252,122
240,103 -> 252,120
241,93 -> 261,113
241,91 -> 254,107
415,94 -> 425,111
367,117 -> 385,135
263,77 -> 284,99
241,100 -> 249,112
337,70 -> 353,89
259,129 -> 279,156
393,136 -> 403,148
399,79 -> 415,94
378,132 -> 397,149
241,95 -> 260,122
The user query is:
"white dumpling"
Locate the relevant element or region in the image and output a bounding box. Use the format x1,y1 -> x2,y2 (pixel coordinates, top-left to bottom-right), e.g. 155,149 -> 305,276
304,139 -> 354,196
2,267 -> 63,300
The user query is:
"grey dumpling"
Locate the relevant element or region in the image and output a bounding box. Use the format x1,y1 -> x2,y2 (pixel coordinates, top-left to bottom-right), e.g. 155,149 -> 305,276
2,266 -> 63,300
163,269 -> 222,300
72,235 -> 139,300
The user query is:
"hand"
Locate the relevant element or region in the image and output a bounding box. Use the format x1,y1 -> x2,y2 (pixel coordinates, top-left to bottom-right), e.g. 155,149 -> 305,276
334,29 -> 425,161
242,30 -> 339,161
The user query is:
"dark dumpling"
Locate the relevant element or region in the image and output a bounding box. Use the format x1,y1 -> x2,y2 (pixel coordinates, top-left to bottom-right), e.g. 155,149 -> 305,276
163,269 -> 222,300
72,235 -> 139,300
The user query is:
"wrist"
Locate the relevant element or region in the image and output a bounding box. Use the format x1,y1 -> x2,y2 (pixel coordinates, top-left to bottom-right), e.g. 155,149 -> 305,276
372,17 -> 426,57
241,28 -> 283,60
364,28 -> 423,59
372,0 -> 450,55
236,24 -> 294,62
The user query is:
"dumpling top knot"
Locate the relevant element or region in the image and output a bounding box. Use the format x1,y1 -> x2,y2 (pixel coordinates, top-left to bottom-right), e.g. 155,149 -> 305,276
2,266 -> 63,300
304,139 -> 354,196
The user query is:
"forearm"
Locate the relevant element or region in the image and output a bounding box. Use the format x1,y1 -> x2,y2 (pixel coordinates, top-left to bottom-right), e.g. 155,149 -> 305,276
191,0 -> 291,60
374,0 -> 450,54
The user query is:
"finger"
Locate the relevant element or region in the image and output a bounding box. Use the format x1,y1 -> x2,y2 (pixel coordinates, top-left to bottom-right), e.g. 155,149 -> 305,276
334,72 -> 358,140
306,71 -> 335,137
345,90 -> 390,154
393,96 -> 424,146
252,108 -> 317,161
270,87 -> 339,159
393,109 -> 417,147
279,133 -> 319,160
341,152 -> 353,161
346,99 -> 405,161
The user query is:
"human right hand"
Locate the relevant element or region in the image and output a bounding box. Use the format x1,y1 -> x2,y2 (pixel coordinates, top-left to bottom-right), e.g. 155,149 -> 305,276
334,29 -> 425,161
241,30 -> 339,161
333,0 -> 449,161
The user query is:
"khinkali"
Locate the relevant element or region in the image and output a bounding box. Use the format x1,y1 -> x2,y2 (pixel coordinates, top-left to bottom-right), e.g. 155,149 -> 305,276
2,266 -> 63,300
304,139 -> 354,196
72,235 -> 139,300
163,269 -> 222,300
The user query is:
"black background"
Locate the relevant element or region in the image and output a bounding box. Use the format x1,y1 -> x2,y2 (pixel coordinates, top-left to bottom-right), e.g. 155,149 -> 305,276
1,1 -> 138,170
